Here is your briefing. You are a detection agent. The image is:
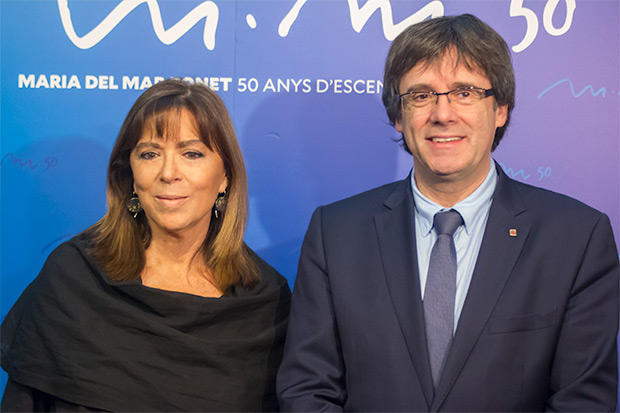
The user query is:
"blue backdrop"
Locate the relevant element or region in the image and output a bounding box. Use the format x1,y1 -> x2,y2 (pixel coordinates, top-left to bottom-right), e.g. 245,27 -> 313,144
2,0 -> 619,394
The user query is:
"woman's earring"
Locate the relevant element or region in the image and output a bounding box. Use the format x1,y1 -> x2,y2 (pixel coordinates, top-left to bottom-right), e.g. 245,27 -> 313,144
127,192 -> 143,218
214,191 -> 227,219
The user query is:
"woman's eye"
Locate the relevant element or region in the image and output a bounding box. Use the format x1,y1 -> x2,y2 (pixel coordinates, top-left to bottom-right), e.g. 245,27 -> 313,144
139,151 -> 158,160
184,151 -> 204,159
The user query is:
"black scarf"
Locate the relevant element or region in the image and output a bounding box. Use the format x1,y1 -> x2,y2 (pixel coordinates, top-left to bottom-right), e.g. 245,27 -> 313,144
1,233 -> 290,412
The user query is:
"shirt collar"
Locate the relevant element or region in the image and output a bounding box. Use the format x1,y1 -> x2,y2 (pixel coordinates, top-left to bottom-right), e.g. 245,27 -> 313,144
411,161 -> 497,236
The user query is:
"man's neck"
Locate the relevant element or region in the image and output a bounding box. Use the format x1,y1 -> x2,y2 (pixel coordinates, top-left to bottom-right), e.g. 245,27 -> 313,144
413,163 -> 493,208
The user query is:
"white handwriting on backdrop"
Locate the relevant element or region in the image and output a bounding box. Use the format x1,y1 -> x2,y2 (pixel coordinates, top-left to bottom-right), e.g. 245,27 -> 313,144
510,0 -> 576,52
57,0 -> 575,52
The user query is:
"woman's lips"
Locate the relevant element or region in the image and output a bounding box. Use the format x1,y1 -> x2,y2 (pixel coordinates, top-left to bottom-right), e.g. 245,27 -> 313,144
156,196 -> 188,208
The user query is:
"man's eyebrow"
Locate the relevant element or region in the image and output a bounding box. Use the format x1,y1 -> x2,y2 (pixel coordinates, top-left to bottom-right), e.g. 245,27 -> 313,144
404,83 -> 433,93
403,82 -> 480,93
450,81 -> 479,89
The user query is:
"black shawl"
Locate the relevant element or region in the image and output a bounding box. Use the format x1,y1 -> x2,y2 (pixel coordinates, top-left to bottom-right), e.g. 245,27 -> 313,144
1,233 -> 290,411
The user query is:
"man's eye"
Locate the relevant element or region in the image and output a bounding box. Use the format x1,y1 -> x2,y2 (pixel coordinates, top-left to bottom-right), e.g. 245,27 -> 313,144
413,93 -> 432,101
454,90 -> 472,99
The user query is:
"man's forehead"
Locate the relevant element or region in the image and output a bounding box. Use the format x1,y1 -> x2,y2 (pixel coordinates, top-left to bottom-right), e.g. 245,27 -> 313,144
416,49 -> 485,75
401,52 -> 490,88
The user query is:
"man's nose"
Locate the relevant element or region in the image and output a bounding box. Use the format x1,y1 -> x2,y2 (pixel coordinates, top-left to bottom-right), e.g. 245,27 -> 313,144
429,93 -> 458,123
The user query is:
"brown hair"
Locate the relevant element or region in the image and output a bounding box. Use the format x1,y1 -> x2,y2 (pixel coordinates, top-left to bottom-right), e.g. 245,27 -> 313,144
382,14 -> 515,151
90,78 -> 260,290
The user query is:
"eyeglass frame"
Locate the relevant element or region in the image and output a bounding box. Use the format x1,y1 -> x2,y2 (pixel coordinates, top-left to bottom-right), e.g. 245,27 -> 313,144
398,87 -> 495,111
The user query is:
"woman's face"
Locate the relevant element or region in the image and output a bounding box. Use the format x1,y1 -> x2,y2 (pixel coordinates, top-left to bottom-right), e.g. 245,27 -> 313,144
130,109 -> 227,239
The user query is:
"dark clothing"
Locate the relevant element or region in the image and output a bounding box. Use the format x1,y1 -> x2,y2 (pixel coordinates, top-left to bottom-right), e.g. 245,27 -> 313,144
1,233 -> 290,412
277,163 -> 619,411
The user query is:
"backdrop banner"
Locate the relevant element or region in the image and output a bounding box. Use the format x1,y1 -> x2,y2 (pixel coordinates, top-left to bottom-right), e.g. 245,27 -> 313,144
2,0 -> 619,393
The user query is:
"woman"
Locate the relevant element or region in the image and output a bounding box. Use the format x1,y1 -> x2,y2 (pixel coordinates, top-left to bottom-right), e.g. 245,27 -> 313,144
1,79 -> 291,411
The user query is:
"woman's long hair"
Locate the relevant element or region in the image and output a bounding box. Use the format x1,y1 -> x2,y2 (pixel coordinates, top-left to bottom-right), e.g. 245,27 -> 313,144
90,78 -> 260,290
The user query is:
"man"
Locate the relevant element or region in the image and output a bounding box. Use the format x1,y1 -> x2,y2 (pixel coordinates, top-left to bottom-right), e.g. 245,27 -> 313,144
277,14 -> 619,411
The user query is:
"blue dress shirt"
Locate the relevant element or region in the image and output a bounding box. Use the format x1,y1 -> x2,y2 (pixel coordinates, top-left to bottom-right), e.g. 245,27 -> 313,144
412,161 -> 497,332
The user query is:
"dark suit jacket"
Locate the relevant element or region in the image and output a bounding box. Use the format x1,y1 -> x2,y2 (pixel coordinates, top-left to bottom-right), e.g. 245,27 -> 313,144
277,164 -> 619,412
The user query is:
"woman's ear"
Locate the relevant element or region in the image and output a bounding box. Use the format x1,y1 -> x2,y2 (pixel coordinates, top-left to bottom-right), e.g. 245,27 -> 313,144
219,176 -> 228,195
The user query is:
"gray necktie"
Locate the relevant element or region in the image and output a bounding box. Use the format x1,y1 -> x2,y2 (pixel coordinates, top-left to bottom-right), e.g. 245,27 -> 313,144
424,209 -> 463,387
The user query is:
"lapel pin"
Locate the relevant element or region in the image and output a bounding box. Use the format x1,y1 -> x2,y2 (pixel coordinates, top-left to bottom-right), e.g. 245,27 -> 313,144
509,229 -> 517,237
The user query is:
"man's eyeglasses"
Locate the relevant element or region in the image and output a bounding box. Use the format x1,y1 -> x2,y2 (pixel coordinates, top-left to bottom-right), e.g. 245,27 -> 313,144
399,87 -> 494,111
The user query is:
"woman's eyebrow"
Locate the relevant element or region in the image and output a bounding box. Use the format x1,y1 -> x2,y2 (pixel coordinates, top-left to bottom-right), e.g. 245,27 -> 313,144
177,139 -> 204,149
134,141 -> 161,150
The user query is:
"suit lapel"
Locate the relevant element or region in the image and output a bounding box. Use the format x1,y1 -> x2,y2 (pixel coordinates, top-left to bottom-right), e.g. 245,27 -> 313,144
374,178 -> 434,406
430,164 -> 531,411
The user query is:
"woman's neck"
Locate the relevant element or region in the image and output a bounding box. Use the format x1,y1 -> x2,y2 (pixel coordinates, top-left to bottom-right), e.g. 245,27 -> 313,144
141,232 -> 223,298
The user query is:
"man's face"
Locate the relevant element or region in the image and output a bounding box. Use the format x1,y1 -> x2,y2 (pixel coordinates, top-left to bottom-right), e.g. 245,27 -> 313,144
395,51 -> 507,199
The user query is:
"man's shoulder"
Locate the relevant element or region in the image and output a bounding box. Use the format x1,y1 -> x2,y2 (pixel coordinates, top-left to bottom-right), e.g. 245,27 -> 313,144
504,174 -> 605,222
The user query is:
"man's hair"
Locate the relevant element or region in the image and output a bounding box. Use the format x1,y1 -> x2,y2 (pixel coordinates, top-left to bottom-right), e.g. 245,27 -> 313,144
382,14 -> 515,152
89,78 -> 260,291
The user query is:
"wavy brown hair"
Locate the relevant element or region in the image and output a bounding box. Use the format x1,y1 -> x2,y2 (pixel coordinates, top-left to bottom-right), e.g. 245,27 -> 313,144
89,78 -> 260,290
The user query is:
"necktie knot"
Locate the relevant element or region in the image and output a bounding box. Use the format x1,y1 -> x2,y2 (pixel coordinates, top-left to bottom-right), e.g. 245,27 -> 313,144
433,210 -> 463,236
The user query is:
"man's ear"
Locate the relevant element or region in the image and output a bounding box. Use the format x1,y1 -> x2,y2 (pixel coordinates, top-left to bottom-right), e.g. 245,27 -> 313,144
495,104 -> 508,128
395,118 -> 403,133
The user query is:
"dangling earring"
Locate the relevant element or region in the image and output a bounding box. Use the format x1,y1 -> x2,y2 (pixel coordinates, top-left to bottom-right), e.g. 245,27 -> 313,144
214,191 -> 227,219
127,192 -> 143,218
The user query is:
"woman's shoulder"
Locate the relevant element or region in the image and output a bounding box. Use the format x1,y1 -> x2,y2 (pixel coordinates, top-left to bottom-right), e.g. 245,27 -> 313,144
229,246 -> 291,298
44,230 -> 95,262
249,247 -> 285,279
250,247 -> 291,289
34,231 -> 102,284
